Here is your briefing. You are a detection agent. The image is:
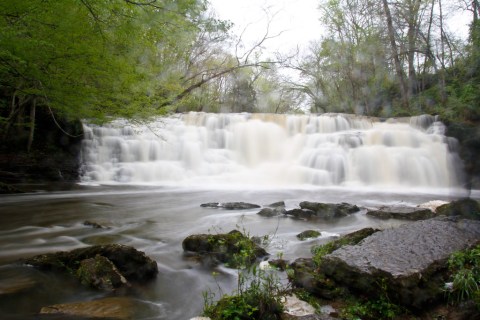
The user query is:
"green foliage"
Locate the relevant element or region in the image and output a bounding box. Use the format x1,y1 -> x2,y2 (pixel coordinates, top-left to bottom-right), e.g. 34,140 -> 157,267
203,266 -> 286,320
447,244 -> 480,306
341,279 -> 403,320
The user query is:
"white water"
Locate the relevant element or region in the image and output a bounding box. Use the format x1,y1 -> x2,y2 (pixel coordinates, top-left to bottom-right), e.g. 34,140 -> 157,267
80,112 -> 465,193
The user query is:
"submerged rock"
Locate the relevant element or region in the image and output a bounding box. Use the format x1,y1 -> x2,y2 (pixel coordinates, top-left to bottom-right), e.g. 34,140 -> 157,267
366,206 -> 436,220
319,217 -> 480,308
200,202 -> 261,210
182,230 -> 268,268
40,297 -> 153,319
23,244 -> 158,289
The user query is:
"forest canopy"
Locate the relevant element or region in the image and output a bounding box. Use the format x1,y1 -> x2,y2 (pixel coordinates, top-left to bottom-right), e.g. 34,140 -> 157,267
0,0 -> 478,152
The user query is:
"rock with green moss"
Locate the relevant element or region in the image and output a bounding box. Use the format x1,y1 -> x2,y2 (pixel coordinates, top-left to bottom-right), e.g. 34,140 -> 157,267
182,230 -> 268,268
297,202 -> 360,220
23,244 -> 158,289
319,217 -> 480,308
297,230 -> 321,241
436,198 -> 480,220
76,254 -> 129,290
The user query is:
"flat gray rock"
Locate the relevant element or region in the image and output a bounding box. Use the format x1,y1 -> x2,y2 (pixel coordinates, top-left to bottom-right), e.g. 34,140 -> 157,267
320,217 -> 480,307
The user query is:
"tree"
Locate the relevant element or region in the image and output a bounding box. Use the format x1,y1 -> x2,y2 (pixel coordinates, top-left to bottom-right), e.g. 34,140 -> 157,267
0,0 -> 217,150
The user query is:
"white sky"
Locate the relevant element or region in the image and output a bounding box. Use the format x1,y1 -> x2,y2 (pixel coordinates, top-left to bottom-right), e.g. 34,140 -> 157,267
209,0 -> 471,56
209,0 -> 323,55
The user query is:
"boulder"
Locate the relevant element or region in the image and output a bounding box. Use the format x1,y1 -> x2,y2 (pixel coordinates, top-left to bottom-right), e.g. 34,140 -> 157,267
182,230 -> 268,268
298,202 -> 359,219
200,202 -> 261,210
267,201 -> 286,208
76,254 -> 129,291
296,230 -> 321,241
24,244 -> 158,285
319,217 -> 480,308
258,207 -> 286,217
436,198 -> 480,220
366,206 -> 436,220
285,208 -> 316,219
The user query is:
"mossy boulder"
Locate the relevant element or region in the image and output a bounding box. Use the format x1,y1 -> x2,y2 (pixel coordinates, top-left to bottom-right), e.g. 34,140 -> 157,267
23,244 -> 158,290
436,198 -> 480,220
76,254 -> 129,290
297,202 -> 359,219
182,230 -> 268,268
296,230 -> 321,241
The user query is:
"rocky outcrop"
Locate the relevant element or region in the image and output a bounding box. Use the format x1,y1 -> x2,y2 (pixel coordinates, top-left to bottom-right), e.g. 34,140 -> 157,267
366,206 -> 436,220
182,230 -> 268,268
286,202 -> 359,220
23,244 -> 158,290
200,202 -> 261,210
319,217 -> 480,308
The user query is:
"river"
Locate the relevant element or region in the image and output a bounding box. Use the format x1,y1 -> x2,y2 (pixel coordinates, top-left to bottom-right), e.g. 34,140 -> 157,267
0,112 -> 475,319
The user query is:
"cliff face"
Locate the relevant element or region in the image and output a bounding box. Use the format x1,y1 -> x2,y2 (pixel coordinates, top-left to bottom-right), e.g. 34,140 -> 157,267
0,106 -> 84,184
446,122 -> 480,190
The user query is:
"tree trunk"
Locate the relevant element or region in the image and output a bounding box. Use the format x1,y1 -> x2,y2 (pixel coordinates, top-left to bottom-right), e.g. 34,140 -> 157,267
27,98 -> 36,153
382,0 -> 409,110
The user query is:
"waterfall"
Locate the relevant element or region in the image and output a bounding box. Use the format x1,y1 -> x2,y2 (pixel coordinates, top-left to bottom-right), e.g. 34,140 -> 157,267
80,112 -> 465,191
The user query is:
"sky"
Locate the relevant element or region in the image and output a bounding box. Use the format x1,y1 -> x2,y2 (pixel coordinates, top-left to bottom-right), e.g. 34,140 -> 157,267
209,0 -> 323,55
209,0 -> 471,56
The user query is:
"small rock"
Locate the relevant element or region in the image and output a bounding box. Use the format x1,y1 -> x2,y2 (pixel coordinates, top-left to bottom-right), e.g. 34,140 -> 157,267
297,230 -> 321,241
285,208 -> 316,219
282,294 -> 316,317
200,202 -> 261,210
267,201 -> 286,208
258,207 -> 286,217
83,220 -> 107,229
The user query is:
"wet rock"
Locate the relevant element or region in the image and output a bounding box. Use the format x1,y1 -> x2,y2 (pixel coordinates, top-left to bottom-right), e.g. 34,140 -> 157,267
436,198 -> 480,220
182,230 -> 268,268
289,258 -> 345,300
39,297 -> 143,319
285,208 -> 316,219
83,220 -> 108,229
366,206 -> 436,220
319,217 -> 480,308
298,202 -> 359,219
24,244 -> 158,284
418,200 -> 449,212
200,202 -> 261,210
76,254 -> 129,291
267,201 -> 286,208
268,259 -> 289,271
258,207 -> 286,217
297,230 -> 321,241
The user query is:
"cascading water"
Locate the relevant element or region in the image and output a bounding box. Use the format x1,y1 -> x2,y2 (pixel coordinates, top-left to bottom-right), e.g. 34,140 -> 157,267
80,112 -> 465,191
